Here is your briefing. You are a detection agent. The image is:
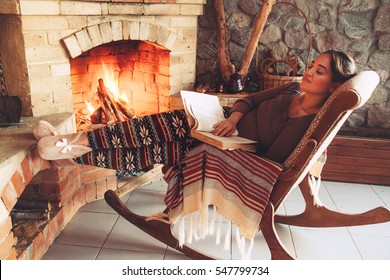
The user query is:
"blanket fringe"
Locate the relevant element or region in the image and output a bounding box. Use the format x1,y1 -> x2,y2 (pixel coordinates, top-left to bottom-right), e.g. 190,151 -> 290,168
209,205 -> 217,235
235,227 -> 254,260
223,220 -> 231,251
200,204 -> 209,239
175,206 -> 256,259
187,213 -> 194,244
179,216 -> 185,247
216,213 -> 222,245
309,174 -> 323,207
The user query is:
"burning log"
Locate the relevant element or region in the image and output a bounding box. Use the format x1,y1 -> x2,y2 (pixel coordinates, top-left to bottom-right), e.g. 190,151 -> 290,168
90,107 -> 103,124
98,78 -> 125,122
97,88 -> 115,123
94,78 -> 134,123
77,78 -> 134,127
115,99 -> 135,119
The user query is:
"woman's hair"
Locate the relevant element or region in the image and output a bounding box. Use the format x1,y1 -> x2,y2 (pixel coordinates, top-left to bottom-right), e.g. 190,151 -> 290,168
324,49 -> 357,83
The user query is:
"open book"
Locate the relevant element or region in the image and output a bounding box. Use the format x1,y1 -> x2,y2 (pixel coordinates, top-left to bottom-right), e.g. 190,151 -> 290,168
180,90 -> 257,152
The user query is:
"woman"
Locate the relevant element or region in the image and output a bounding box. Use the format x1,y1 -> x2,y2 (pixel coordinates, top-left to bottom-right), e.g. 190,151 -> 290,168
35,49 -> 356,171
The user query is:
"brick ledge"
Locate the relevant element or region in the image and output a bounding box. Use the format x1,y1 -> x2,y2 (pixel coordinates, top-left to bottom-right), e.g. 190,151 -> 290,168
0,113 -> 76,192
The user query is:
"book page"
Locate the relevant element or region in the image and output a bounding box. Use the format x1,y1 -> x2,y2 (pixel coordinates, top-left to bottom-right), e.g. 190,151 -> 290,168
181,92 -> 196,128
181,90 -> 226,132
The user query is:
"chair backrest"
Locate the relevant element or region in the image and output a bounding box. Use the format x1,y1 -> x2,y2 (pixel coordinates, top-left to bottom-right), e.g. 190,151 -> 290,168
271,70 -> 380,208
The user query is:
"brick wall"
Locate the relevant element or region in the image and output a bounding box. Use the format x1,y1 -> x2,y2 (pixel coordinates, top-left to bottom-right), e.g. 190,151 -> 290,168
0,152 -> 119,260
0,150 -> 51,260
0,0 -> 205,117
0,113 -> 120,260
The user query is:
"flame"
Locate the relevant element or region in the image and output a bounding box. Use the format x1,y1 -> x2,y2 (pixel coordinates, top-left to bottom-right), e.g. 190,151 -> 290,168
85,101 -> 95,115
118,91 -> 129,103
101,64 -> 129,104
80,64 -> 131,125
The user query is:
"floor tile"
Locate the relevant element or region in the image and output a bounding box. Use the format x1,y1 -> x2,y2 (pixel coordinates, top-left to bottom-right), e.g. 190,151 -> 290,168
164,252 -> 192,260
97,248 -> 164,260
103,216 -> 167,253
138,179 -> 168,193
231,223 -> 296,260
324,181 -> 385,212
126,189 -> 167,216
351,234 -> 390,260
290,227 -> 362,260
280,182 -> 337,215
41,179 -> 390,260
347,222 -> 390,237
42,244 -> 100,260
53,212 -> 118,247
371,185 -> 390,207
80,192 -> 131,214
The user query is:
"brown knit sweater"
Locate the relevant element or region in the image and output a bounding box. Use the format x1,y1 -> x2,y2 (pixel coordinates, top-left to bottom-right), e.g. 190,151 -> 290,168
230,83 -> 315,164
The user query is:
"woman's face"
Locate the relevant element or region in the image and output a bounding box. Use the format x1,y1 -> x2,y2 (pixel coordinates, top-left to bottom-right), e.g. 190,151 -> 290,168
300,53 -> 340,97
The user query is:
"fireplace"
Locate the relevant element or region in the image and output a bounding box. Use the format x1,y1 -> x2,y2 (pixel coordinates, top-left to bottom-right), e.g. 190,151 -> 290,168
0,0 -> 205,260
70,38 -> 171,127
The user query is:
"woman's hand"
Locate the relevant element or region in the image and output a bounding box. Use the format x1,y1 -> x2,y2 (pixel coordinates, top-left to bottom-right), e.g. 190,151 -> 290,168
212,119 -> 237,137
212,111 -> 244,137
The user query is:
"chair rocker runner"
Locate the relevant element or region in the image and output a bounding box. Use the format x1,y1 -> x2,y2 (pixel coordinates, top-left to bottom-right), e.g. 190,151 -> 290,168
104,70 -> 390,260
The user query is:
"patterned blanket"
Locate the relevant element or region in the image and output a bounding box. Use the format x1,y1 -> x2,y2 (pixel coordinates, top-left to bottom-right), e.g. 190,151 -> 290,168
163,144 -> 283,242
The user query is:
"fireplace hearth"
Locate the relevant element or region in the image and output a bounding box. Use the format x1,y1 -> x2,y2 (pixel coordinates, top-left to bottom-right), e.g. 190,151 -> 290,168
0,0 -> 206,260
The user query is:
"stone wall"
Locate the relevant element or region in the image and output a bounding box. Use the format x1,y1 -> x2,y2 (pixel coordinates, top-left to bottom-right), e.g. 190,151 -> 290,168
196,0 -> 390,133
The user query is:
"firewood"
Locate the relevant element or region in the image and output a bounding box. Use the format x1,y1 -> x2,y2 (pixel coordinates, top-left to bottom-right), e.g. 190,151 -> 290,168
90,107 -> 103,124
16,200 -> 51,211
238,0 -> 276,78
97,89 -> 115,123
11,209 -> 50,221
214,0 -> 236,83
98,79 -> 125,122
115,100 -> 134,119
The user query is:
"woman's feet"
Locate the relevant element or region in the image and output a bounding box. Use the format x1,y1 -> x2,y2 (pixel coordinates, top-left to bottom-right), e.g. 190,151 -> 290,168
37,132 -> 92,161
33,120 -> 91,164
32,120 -> 58,140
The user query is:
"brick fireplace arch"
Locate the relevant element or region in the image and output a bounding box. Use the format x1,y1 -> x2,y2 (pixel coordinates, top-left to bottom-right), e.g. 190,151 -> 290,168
63,21 -> 179,122
62,21 -> 177,58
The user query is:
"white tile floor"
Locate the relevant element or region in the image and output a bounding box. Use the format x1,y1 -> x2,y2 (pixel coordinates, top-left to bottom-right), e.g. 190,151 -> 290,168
42,178 -> 390,260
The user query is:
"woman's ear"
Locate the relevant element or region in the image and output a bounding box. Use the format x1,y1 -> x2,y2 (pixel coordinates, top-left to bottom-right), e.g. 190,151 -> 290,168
329,82 -> 342,93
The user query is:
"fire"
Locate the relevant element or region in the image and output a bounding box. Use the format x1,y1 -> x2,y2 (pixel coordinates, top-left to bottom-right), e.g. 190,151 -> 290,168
118,92 -> 129,104
101,64 -> 129,105
85,101 -> 95,115
77,64 -> 134,128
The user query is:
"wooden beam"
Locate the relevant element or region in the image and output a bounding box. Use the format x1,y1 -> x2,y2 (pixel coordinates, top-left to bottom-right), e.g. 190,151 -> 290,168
214,0 -> 235,83
238,0 -> 276,78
